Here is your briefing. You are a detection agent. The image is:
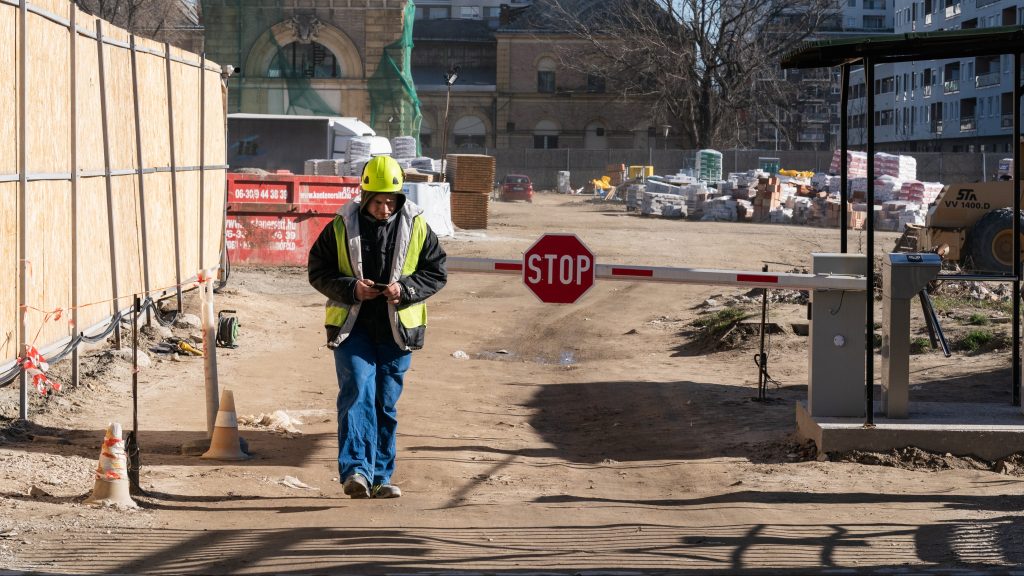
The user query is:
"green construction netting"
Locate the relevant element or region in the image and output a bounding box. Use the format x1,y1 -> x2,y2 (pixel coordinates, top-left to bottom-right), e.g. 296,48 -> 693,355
205,0 -> 420,142
368,0 -> 422,148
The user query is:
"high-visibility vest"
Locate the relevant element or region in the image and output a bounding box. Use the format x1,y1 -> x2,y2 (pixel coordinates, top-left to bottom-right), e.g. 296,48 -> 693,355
323,203 -> 428,350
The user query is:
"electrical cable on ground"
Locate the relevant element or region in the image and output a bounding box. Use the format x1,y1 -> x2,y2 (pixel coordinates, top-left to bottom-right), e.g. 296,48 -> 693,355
0,295 -> 181,388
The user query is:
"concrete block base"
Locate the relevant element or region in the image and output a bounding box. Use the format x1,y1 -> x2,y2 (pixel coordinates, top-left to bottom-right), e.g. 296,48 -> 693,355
796,401 -> 1024,460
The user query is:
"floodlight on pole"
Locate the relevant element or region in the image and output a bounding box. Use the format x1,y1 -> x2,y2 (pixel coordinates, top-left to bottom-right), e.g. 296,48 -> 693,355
440,65 -> 460,183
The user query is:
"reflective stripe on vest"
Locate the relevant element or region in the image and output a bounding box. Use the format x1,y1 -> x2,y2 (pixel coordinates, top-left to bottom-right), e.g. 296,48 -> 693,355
324,217 -> 356,328
397,216 -> 428,330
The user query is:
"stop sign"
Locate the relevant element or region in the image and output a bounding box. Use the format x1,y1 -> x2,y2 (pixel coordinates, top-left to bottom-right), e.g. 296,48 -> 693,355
523,234 -> 595,304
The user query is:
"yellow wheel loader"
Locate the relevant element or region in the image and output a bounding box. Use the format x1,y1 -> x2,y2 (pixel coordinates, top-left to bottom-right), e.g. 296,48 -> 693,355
901,180 -> 1023,273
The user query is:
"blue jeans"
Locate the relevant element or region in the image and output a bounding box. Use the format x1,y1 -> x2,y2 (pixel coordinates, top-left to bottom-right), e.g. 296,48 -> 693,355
333,324 -> 411,486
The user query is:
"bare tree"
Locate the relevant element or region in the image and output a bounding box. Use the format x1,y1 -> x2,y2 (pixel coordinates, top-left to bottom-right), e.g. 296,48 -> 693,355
534,0 -> 837,149
75,0 -> 199,49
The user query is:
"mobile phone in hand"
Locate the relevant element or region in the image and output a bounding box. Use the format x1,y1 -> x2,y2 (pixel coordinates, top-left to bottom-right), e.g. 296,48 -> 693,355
372,282 -> 389,291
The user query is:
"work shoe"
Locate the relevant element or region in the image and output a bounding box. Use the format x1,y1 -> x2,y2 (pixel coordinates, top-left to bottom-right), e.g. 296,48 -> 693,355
342,473 -> 370,499
371,484 -> 402,499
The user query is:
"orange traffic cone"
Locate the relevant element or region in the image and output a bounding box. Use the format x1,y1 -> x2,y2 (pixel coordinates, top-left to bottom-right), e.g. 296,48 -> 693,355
201,389 -> 250,461
84,423 -> 138,508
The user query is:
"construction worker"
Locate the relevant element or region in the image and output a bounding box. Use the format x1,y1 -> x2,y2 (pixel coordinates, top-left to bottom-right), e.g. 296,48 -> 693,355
308,155 -> 447,499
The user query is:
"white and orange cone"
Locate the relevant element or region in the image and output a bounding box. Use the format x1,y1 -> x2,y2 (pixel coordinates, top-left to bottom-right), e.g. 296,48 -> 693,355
201,389 -> 250,461
84,423 -> 138,508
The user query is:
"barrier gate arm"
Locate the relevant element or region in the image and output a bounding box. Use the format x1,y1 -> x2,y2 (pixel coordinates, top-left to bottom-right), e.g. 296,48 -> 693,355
447,257 -> 868,292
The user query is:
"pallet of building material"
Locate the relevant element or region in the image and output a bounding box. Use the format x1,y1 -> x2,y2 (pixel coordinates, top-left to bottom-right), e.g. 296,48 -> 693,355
391,136 -> 418,159
625,183 -> 646,211
450,191 -> 490,229
700,196 -> 738,222
641,191 -> 687,219
445,154 -> 496,194
304,159 -> 342,176
404,168 -> 434,183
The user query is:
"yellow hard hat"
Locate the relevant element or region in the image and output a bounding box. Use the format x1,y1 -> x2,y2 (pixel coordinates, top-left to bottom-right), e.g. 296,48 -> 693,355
361,155 -> 405,193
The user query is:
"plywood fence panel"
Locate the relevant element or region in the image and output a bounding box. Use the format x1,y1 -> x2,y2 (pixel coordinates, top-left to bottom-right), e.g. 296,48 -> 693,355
112,175 -> 145,299
26,12 -> 70,174
76,25 -> 104,174
202,170 -> 226,269
0,3 -> 16,175
205,69 -> 227,164
202,67 -> 227,270
176,170 -> 202,277
76,178 -> 114,332
105,41 -> 138,171
0,184 -> 16,361
34,0 -> 68,17
137,48 -> 170,168
142,172 -> 177,292
24,181 -> 72,349
4,0 -> 225,371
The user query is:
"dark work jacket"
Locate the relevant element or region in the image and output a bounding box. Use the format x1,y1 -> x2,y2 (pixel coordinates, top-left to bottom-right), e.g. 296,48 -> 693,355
307,198 -> 448,346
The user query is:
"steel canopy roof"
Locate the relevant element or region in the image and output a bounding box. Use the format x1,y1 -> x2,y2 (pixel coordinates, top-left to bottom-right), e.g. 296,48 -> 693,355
781,25 -> 1024,69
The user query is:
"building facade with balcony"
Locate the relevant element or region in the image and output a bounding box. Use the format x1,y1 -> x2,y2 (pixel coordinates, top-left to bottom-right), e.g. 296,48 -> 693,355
757,2 -> 894,151
845,0 -> 1021,153
415,0 -> 661,152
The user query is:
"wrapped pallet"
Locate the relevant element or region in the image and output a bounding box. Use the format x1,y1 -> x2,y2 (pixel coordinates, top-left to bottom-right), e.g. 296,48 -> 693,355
641,191 -> 687,219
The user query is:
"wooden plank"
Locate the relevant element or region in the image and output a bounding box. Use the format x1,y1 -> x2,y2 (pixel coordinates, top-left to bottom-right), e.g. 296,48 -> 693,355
0,183 -> 16,361
24,181 -> 72,349
26,10 -> 70,174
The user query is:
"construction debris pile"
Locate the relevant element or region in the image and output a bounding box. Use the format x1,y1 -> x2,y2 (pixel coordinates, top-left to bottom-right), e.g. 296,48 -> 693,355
618,149 -> 944,233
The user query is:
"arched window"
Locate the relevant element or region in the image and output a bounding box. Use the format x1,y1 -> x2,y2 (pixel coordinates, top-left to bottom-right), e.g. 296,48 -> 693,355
268,41 -> 342,79
453,116 -> 486,149
534,120 -> 559,149
537,57 -> 557,93
584,121 -> 608,150
419,116 -> 434,149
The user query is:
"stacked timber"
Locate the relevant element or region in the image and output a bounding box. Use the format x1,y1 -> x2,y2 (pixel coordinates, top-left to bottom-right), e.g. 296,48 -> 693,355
446,154 -> 495,230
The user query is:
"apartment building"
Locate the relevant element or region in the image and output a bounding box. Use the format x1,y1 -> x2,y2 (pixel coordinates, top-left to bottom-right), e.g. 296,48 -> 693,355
846,0 -> 1022,153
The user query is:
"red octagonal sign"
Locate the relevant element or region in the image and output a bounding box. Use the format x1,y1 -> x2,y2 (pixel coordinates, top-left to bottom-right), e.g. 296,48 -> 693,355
523,233 -> 595,304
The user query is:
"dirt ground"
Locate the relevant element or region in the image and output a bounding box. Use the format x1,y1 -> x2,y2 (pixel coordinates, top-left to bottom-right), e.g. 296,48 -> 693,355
2,193 -> 1024,575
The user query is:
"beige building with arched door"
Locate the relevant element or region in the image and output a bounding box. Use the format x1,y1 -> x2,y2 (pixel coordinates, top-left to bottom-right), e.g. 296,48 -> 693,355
203,0 -> 409,129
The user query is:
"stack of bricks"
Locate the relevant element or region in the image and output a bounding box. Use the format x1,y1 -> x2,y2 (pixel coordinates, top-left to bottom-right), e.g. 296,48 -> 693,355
446,154 -> 496,230
606,164 -> 627,186
752,177 -> 782,223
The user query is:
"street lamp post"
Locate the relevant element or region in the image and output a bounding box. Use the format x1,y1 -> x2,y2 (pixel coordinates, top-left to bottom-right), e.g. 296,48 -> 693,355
440,65 -> 459,183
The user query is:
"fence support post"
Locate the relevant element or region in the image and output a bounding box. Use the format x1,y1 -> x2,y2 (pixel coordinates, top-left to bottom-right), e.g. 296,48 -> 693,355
70,4 -> 81,388
97,19 -> 122,350
17,0 -> 28,419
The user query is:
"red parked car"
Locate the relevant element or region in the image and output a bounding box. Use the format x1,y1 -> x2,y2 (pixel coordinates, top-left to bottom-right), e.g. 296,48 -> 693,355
500,174 -> 534,202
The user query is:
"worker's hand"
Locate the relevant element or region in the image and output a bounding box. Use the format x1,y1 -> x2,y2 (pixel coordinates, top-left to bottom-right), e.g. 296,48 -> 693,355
379,282 -> 402,306
354,279 -> 383,301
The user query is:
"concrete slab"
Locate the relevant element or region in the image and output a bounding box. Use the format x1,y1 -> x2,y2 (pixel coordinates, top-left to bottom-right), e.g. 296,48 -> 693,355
796,400 -> 1024,460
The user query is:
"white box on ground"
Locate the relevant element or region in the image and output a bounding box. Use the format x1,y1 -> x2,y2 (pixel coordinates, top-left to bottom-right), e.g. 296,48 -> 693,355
403,182 -> 455,237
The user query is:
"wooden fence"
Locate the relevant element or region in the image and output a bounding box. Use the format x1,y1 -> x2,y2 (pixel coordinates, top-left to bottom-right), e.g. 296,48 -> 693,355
1,0 -> 227,378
